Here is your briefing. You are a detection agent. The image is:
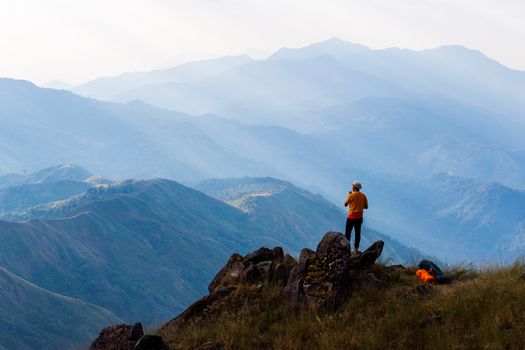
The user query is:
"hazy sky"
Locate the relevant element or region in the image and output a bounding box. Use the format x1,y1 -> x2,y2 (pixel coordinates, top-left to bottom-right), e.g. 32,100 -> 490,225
1,0 -> 523,85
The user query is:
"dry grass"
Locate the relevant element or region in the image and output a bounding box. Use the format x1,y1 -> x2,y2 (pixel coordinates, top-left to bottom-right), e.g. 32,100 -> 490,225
160,263 -> 525,350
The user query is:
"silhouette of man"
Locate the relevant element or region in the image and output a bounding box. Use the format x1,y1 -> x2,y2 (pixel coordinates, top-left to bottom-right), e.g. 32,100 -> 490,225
344,181 -> 368,253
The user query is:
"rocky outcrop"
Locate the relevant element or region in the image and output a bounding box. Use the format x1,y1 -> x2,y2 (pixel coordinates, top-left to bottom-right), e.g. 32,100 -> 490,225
282,248 -> 315,311
208,246 -> 297,293
91,232 -> 387,349
89,322 -> 167,350
283,232 -> 384,311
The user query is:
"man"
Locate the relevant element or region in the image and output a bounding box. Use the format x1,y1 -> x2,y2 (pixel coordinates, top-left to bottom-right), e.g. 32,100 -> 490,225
344,181 -> 368,253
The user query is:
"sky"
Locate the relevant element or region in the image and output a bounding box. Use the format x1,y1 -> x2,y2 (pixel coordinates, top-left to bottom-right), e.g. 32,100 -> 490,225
0,0 -> 523,85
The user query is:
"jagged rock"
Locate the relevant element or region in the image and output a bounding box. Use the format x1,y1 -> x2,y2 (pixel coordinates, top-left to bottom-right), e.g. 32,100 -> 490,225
195,341 -> 225,350
272,263 -> 289,284
155,233 -> 386,338
89,323 -> 136,350
160,287 -> 236,332
282,248 -> 315,311
244,247 -> 274,265
208,253 -> 244,293
283,232 -> 385,311
208,247 -> 296,293
303,232 -> 353,309
134,335 -> 167,350
256,260 -> 272,274
315,231 -> 351,281
272,247 -> 284,261
129,323 -> 144,342
240,263 -> 260,283
349,240 -> 384,269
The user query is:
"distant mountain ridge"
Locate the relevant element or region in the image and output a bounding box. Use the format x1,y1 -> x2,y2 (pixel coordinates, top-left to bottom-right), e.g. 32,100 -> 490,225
69,37 -> 525,128
72,55 -> 254,100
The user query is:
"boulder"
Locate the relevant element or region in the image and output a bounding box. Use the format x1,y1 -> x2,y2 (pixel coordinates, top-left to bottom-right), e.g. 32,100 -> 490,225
134,335 -> 167,350
349,240 -> 384,269
272,263 -> 289,284
208,247 -> 297,293
272,247 -> 284,261
129,323 -> 144,342
89,324 -> 136,350
244,247 -> 274,265
256,260 -> 272,274
283,232 -> 386,311
282,248 -> 315,311
208,253 -> 244,293
303,232 -> 352,309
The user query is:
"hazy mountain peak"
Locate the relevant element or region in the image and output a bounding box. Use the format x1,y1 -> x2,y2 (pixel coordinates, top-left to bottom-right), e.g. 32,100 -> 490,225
268,37 -> 370,61
27,163 -> 93,184
0,164 -> 93,189
72,54 -> 255,100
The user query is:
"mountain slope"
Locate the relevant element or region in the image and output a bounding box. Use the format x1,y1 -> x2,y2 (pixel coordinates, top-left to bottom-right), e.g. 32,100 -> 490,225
0,179 -> 92,214
197,177 -> 425,263
348,173 -> 525,262
99,38 -> 525,129
0,179 -> 253,324
72,55 -> 254,100
0,78 -> 272,180
0,267 -> 121,350
0,164 -> 92,189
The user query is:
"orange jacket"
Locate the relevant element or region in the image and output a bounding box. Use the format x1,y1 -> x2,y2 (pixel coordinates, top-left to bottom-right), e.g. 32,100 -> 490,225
416,269 -> 436,284
344,191 -> 368,219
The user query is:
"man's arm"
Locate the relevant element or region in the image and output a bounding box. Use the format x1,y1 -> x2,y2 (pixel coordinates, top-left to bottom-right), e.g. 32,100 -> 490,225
364,195 -> 368,209
344,193 -> 352,207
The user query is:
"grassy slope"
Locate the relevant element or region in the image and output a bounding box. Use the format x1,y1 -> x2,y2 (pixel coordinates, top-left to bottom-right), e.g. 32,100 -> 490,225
160,264 -> 525,350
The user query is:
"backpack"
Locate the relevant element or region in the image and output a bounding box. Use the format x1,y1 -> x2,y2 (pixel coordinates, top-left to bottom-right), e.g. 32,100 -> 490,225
418,260 -> 452,284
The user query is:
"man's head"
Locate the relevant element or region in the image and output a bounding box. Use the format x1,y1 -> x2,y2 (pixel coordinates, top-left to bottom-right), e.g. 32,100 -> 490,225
352,181 -> 362,192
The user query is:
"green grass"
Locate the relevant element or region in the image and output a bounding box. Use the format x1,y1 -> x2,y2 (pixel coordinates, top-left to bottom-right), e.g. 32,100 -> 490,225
159,264 -> 525,350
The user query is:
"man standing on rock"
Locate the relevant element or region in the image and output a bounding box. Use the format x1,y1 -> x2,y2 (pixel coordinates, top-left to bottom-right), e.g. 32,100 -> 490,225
344,181 -> 368,253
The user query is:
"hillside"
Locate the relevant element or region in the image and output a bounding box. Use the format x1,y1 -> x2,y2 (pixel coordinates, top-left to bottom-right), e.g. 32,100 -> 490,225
0,78 -> 270,180
0,267 -> 121,350
92,232 -> 525,350
197,177 -> 425,263
0,179 -> 263,324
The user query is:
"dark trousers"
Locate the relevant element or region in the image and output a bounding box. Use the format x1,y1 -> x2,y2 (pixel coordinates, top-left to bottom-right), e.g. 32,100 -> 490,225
345,218 -> 363,250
